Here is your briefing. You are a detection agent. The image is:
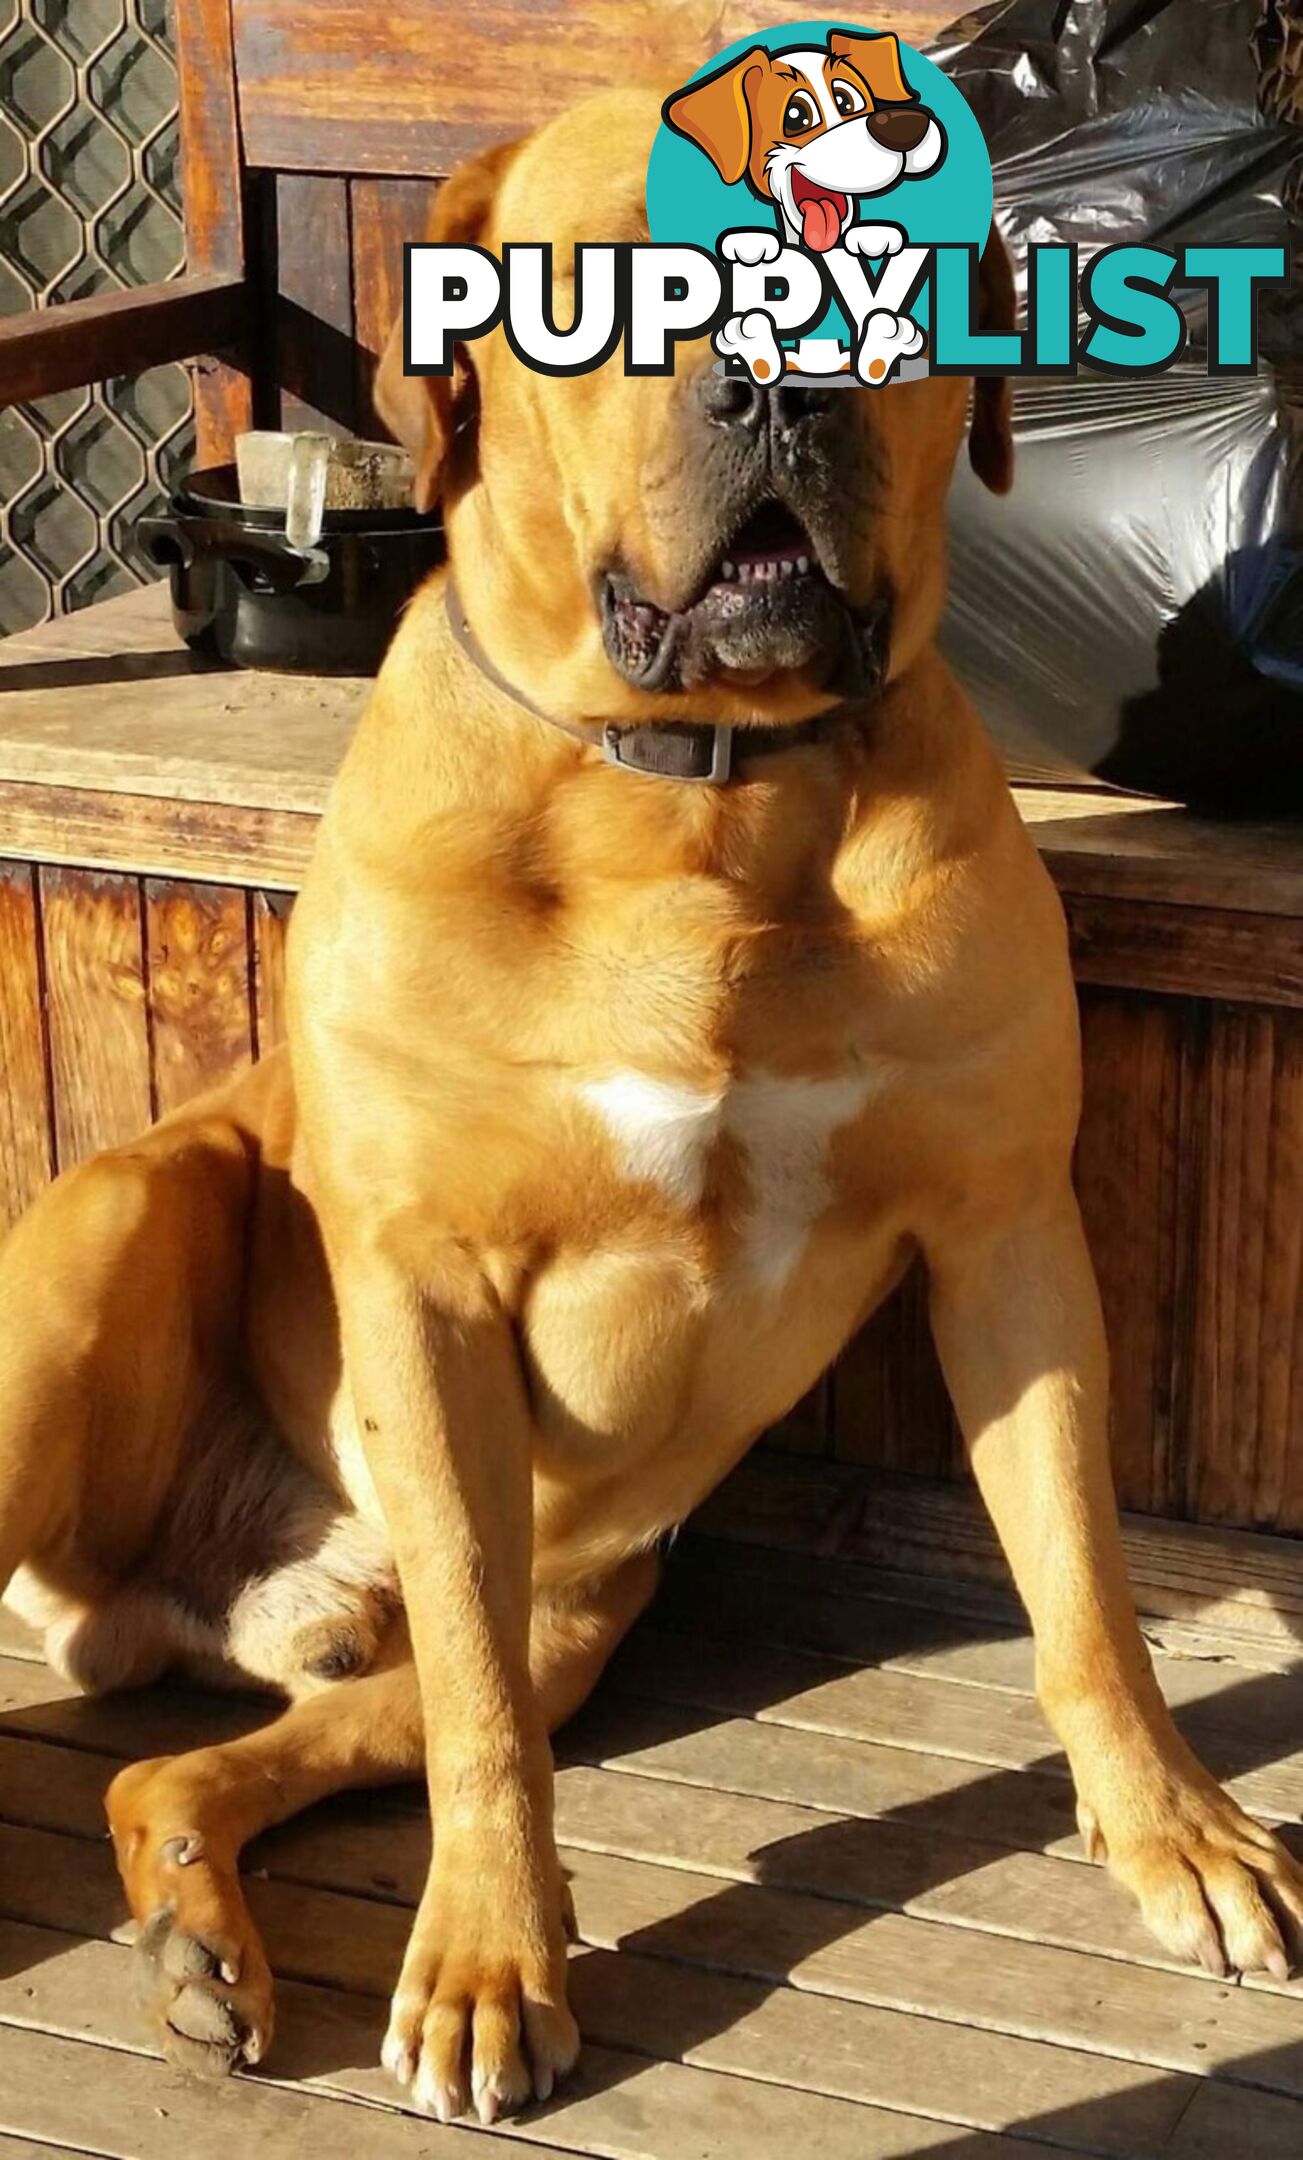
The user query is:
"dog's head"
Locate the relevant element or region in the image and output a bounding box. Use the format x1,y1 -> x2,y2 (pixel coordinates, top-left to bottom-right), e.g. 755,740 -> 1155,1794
665,32 -> 944,251
376,91 -> 1012,731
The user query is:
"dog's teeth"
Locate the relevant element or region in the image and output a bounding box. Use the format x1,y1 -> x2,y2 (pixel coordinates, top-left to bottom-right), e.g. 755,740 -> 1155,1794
721,559 -> 736,579
780,559 -> 794,579
797,554 -> 810,574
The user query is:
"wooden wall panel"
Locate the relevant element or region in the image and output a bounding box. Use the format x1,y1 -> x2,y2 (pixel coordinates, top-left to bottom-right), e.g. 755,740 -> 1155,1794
145,883 -> 255,1116
830,1263 -> 958,1478
1,852 -> 1299,1537
175,0 -> 256,464
763,1375 -> 831,1458
1187,1008 -> 1303,1531
232,0 -> 957,174
274,173 -> 358,435
252,889 -> 294,1052
40,870 -> 152,1170
0,864 -> 52,1229
1074,990 -> 1197,1518
350,177 -> 440,438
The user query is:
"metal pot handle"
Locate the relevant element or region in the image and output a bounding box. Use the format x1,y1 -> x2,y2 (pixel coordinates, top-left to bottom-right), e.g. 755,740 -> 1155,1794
137,513 -> 330,592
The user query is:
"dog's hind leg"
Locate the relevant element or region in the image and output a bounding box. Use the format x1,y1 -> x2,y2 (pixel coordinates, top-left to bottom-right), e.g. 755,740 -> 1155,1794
105,1551 -> 659,2089
0,1115 -> 252,1646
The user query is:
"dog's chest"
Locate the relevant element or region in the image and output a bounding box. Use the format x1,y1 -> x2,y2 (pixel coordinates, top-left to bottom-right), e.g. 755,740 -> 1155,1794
577,1064 -> 875,1290
520,1053 -> 903,1548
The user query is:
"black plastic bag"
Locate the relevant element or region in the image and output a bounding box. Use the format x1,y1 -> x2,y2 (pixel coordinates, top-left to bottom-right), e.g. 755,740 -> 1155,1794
932,0 -> 1303,812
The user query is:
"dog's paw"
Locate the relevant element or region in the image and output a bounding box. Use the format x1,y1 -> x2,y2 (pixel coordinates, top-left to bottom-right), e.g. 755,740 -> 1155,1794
720,228 -> 782,267
128,1881 -> 274,2078
854,309 -> 925,385
383,1857 -> 578,2123
713,309 -> 784,385
107,1761 -> 276,2077
1083,1782 -> 1303,1979
843,222 -> 906,259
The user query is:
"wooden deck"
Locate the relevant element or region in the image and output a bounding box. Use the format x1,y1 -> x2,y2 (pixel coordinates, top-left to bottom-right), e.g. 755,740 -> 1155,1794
2,1459 -> 1303,2158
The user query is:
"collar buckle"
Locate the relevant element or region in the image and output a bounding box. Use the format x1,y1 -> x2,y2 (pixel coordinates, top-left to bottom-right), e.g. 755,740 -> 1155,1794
600,722 -> 735,785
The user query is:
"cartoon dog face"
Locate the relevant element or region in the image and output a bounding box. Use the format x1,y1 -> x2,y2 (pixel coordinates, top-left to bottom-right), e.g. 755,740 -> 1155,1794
665,31 -> 944,252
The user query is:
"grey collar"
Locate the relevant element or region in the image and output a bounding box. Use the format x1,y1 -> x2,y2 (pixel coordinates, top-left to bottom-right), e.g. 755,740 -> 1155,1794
444,580 -> 853,785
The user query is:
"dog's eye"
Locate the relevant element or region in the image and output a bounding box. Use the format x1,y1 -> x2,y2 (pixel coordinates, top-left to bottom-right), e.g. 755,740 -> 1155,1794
782,92 -> 818,136
832,80 -> 867,118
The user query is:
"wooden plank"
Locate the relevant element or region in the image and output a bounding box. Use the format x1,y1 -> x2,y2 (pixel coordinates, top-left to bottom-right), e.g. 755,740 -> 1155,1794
695,1456 -> 1303,1650
0,276 -> 248,412
274,175 -> 357,435
6,1811 -> 1303,2112
1074,990 -> 1193,1514
1066,893 -> 1303,1009
602,1628 -> 1303,1824
0,1918 -> 1205,2160
0,1706 -> 1279,2006
0,784 -> 319,893
253,889 -> 294,1052
0,2138 -> 107,2160
0,596 -> 363,812
653,1538 -> 1303,1736
0,864 -> 51,1230
5,1603 -> 1301,1957
1017,788 -> 1303,920
350,177 -> 440,438
761,1374 -> 830,1458
144,882 -> 254,1115
39,870 -> 151,1169
0,2015 -> 547,2160
0,1938 -> 1085,2160
232,1 -> 956,175
0,1647 -> 1081,1862
1189,1007 -> 1303,1530
831,1262 -> 959,1477
0,595 -> 1298,967
174,0 -> 255,463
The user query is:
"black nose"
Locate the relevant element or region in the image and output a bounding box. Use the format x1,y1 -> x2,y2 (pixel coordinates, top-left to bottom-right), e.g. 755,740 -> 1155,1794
867,104 -> 932,153
697,372 -> 836,435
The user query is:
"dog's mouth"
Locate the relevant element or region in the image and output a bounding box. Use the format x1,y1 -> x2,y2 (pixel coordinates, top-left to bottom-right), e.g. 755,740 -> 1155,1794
600,501 -> 889,699
790,168 -> 850,254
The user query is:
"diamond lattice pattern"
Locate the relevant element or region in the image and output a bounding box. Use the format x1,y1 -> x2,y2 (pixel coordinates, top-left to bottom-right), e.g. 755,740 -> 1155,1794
0,0 -> 194,636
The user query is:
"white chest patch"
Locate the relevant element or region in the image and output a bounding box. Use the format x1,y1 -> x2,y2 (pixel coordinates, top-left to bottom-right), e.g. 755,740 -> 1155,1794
578,1073 -> 724,1207
580,1067 -> 876,1290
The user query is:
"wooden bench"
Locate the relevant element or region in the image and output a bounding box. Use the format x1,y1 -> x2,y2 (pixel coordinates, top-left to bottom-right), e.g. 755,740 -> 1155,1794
0,0 -> 1299,1539
0,581 -> 1298,1538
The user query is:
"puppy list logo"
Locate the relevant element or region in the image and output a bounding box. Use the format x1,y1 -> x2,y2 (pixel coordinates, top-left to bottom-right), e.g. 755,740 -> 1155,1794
652,21 -> 984,386
404,19 -> 1288,391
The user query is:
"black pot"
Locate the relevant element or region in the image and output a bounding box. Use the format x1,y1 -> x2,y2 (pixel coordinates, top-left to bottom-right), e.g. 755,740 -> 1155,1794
138,465 -> 445,675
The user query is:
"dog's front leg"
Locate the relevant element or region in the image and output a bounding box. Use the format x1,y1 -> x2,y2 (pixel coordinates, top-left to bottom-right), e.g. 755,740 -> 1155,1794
930,1188 -> 1303,1976
334,1240 -> 577,2123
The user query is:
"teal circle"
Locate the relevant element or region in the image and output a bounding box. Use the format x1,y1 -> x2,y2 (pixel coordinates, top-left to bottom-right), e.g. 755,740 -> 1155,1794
646,19 -> 992,342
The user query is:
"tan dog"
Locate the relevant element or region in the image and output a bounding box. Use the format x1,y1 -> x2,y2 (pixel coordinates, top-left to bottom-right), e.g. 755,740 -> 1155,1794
3,89 -> 1302,2130
666,30 -> 944,251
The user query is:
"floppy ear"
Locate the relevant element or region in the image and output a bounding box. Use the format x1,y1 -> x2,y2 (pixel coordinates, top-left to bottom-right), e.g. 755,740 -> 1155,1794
373,138 -> 520,513
827,29 -> 916,105
969,226 -> 1016,495
663,48 -> 770,185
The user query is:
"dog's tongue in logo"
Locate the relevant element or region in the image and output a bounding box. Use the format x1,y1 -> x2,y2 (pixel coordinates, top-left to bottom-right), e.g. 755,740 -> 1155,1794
791,171 -> 848,253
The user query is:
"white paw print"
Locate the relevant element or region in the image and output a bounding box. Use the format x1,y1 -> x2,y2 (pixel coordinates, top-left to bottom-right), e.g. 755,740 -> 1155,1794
720,230 -> 782,267
854,309 -> 925,386
713,309 -> 785,387
842,223 -> 906,259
